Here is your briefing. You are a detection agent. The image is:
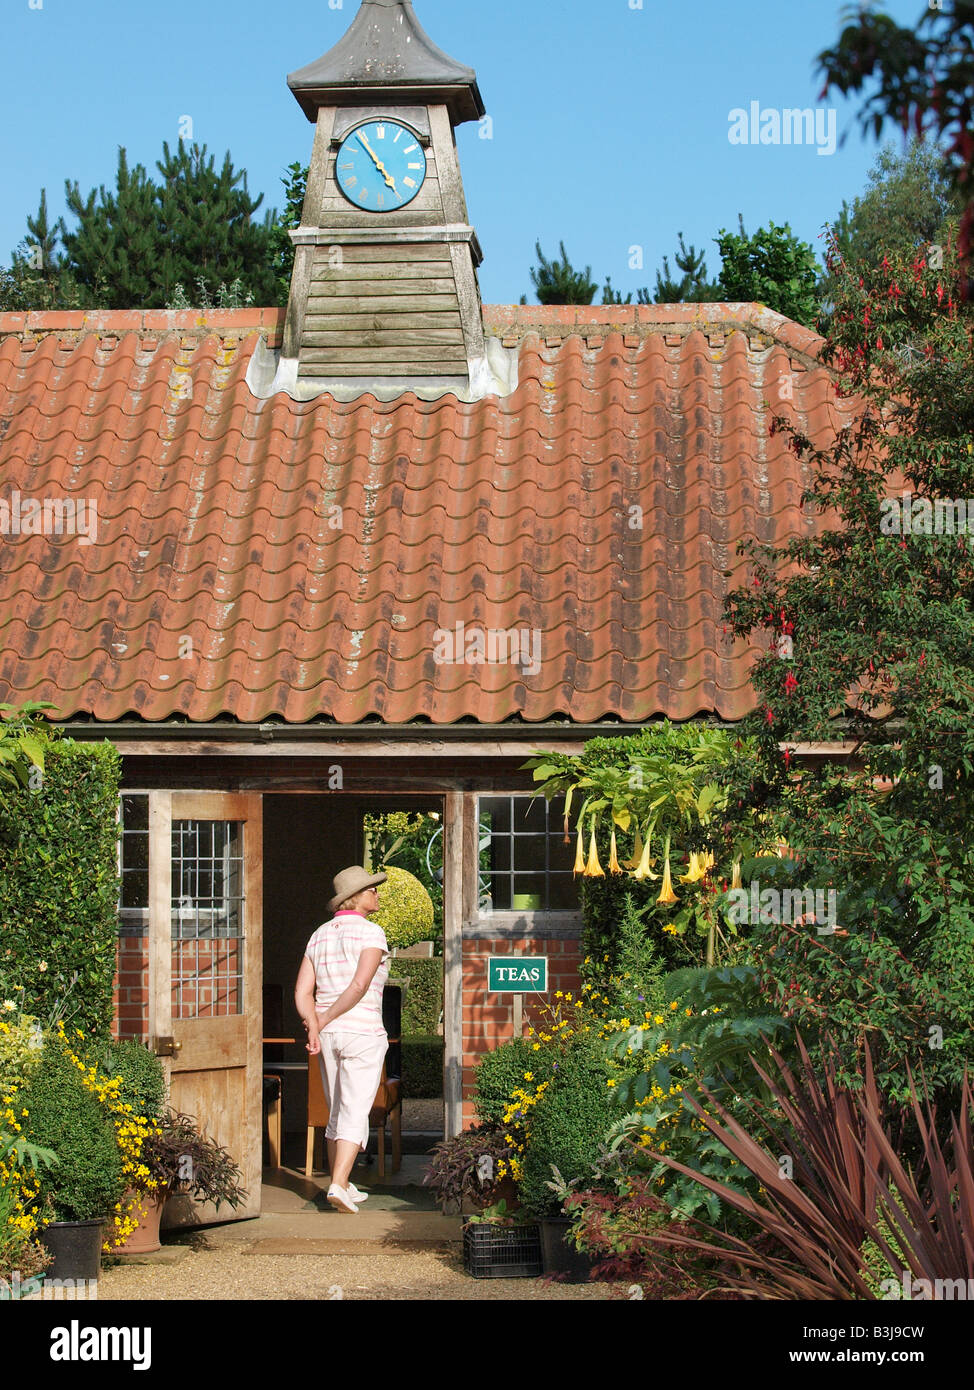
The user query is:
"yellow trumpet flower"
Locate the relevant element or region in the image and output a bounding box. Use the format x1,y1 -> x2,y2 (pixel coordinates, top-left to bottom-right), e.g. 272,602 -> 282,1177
731,860 -> 742,890
680,851 -> 707,884
573,826 -> 585,876
657,836 -> 678,905
585,825 -> 605,877
631,832 -> 658,881
608,828 -> 622,874
623,827 -> 644,870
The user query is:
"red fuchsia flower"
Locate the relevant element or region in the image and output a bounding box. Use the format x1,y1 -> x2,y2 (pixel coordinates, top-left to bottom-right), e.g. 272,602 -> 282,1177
765,706 -> 775,725
937,283 -> 945,304
784,672 -> 798,696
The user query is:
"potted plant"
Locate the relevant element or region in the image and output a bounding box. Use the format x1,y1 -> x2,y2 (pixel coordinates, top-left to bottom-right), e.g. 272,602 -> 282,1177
130,1108 -> 247,1247
22,1031 -> 127,1281
95,1039 -> 168,1254
424,1122 -> 519,1213
461,1199 -> 543,1279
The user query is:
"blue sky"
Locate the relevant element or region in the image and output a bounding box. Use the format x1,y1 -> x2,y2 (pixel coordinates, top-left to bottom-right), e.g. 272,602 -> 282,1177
0,0 -> 929,304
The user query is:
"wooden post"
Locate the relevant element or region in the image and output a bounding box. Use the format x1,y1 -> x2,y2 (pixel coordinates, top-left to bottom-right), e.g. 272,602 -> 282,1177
443,790 -> 465,1138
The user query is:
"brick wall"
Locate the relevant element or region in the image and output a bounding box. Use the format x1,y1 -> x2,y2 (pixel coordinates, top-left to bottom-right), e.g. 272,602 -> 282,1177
114,935 -> 149,1041
461,935 -> 582,1130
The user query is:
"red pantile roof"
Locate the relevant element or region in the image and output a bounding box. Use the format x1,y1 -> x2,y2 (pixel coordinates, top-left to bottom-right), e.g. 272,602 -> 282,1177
0,304 -> 854,726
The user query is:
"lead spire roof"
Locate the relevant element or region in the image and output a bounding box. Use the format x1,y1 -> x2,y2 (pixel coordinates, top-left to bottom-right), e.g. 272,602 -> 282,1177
288,0 -> 484,124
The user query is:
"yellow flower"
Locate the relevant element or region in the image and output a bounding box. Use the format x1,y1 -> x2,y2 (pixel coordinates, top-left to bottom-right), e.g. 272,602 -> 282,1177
630,831 -> 658,882
608,828 -> 622,874
731,860 -> 743,891
573,825 -> 585,875
656,836 -> 678,904
584,825 -> 605,878
622,825 -> 644,871
680,852 -> 706,884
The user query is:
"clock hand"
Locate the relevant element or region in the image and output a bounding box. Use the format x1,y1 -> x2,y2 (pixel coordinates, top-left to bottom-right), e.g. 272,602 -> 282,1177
357,133 -> 398,192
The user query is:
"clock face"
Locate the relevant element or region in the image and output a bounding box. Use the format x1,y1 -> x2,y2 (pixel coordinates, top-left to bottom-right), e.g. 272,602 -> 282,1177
335,120 -> 428,212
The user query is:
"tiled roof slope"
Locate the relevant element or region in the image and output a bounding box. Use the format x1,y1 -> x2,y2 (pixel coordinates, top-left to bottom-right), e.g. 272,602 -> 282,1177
0,305 -> 854,725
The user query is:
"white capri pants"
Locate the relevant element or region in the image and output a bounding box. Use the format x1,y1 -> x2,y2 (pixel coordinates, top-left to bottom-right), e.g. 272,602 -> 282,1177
317,1030 -> 388,1148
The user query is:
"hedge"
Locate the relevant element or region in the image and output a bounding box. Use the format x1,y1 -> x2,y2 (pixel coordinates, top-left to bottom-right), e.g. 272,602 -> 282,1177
391,957 -> 443,1036
401,1034 -> 444,1098
0,741 -> 121,1041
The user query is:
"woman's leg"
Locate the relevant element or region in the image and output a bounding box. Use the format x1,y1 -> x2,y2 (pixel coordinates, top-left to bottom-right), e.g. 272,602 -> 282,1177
327,1033 -> 388,1190
330,1138 -> 361,1190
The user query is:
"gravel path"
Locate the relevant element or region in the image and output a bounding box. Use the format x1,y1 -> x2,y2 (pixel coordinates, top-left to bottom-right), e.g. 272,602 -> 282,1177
97,1237 -> 616,1301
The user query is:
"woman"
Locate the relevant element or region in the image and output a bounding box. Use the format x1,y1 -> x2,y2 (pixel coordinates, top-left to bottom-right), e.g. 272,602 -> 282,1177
294,865 -> 390,1214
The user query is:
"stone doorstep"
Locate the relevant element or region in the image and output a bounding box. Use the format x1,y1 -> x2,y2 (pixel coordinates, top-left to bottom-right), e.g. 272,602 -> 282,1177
242,1238 -> 460,1256
191,1208 -> 462,1248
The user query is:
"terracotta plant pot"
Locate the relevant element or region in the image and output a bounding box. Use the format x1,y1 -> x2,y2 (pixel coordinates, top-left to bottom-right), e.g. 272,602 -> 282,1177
115,1191 -> 168,1255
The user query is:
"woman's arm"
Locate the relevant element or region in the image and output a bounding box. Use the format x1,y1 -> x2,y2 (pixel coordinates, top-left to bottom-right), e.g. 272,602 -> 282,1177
295,956 -> 322,1054
314,948 -> 385,1033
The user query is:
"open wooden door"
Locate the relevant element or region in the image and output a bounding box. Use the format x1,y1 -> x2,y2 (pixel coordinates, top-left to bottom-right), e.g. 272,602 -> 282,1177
148,792 -> 263,1224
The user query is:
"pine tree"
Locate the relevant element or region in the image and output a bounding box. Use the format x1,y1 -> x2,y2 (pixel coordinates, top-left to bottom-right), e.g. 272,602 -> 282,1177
526,240 -> 597,305
56,141 -> 281,309
653,232 -> 721,304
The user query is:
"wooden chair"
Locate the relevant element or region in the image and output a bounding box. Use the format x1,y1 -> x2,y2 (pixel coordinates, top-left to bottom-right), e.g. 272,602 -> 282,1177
263,1074 -> 283,1168
305,1043 -> 402,1179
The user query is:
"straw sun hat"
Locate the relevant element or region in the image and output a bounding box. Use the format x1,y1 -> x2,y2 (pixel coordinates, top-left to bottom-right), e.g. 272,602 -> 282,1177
328,865 -> 388,915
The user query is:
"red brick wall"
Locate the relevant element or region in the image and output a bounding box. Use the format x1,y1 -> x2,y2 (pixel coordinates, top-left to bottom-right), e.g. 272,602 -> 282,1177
114,935 -> 149,1041
461,936 -> 582,1130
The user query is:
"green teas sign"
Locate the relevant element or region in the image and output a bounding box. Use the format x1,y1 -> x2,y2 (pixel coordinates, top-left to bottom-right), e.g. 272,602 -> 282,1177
488,956 -> 548,993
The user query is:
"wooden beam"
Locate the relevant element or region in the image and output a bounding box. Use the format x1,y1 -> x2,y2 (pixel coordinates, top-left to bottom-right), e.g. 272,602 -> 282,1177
443,789 -> 466,1139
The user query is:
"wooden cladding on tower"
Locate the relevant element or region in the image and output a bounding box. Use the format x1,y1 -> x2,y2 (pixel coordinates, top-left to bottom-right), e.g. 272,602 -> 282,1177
298,241 -> 468,379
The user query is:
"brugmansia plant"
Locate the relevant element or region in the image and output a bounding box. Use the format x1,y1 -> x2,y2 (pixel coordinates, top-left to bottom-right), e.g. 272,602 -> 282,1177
524,723 -> 776,963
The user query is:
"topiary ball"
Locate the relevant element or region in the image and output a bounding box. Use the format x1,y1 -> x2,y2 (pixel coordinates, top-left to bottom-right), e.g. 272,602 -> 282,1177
372,866 -> 434,951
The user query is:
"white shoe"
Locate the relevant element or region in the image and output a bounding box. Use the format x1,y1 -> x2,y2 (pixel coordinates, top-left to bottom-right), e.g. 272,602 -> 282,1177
327,1184 -> 358,1214
347,1183 -> 369,1203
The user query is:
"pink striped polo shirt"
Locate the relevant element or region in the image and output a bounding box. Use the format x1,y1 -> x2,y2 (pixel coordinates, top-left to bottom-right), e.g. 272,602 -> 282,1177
305,911 -> 390,1036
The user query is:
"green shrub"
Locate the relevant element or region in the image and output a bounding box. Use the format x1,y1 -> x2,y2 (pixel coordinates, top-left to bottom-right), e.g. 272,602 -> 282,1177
0,741 -> 121,1041
23,1036 -> 125,1222
473,1037 -> 556,1128
372,866 -> 434,951
401,1035 -> 444,1098
391,958 -> 442,1036
518,1035 -> 616,1218
99,1040 -> 166,1123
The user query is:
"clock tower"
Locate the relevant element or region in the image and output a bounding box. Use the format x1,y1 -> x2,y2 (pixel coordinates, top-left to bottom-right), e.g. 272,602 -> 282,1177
279,0 -> 491,400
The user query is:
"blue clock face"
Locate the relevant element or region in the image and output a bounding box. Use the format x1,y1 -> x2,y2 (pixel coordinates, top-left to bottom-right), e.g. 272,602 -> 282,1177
335,121 -> 428,212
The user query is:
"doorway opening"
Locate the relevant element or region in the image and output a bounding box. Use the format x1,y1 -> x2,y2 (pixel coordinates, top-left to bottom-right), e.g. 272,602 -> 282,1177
260,793 -> 446,1209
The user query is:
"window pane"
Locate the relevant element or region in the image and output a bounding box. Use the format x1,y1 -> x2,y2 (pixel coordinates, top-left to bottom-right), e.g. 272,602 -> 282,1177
513,835 -> 547,871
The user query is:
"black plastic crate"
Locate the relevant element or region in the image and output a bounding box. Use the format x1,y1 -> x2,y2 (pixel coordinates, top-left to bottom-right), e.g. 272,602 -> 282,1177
463,1220 -> 543,1279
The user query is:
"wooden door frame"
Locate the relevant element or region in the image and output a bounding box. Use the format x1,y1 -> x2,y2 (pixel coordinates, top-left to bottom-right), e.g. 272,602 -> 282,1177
148,790 -> 263,1224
